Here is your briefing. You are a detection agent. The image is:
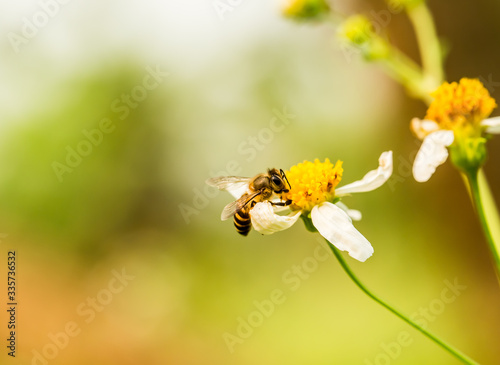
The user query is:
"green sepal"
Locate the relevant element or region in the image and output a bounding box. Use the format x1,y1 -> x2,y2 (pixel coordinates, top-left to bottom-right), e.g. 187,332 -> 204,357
301,213 -> 317,232
449,136 -> 487,176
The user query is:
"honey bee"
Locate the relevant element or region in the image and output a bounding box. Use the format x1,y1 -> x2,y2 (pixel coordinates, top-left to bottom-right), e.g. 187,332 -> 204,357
206,169 -> 292,236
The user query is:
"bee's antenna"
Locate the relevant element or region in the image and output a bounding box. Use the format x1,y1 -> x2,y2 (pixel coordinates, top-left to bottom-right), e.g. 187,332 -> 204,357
280,169 -> 291,189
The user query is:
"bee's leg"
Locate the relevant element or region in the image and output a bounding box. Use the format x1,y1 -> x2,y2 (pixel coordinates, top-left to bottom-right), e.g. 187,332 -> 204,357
270,200 -> 292,207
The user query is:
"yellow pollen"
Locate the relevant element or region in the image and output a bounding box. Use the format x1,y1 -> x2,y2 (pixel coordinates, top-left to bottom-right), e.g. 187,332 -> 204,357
282,158 -> 343,212
425,78 -> 496,134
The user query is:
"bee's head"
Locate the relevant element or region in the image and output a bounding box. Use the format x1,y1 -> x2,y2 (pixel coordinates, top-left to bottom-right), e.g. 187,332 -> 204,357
268,168 -> 290,193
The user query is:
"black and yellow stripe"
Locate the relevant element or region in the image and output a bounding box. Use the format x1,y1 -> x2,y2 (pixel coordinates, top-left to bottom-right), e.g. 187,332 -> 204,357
234,209 -> 252,236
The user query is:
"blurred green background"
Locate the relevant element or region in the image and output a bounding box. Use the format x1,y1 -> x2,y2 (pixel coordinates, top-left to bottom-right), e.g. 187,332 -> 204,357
1,0 -> 500,364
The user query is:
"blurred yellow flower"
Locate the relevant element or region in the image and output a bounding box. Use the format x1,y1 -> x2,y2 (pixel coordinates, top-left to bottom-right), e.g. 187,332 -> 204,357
425,78 -> 496,133
412,78 -> 500,181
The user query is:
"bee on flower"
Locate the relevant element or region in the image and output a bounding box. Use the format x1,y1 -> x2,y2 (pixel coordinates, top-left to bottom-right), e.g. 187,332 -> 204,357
208,151 -> 393,262
411,78 -> 500,182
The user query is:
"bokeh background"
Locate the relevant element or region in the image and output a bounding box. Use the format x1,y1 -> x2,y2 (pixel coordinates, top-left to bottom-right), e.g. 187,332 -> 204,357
1,0 -> 500,364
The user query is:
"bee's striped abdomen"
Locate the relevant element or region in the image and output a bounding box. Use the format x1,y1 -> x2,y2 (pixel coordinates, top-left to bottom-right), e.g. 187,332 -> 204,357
234,209 -> 251,236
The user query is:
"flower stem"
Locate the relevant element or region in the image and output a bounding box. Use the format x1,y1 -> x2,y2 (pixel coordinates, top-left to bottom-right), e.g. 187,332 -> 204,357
478,169 -> 500,247
466,169 -> 500,280
326,241 -> 480,365
406,1 -> 444,89
379,50 -> 433,104
331,12 -> 432,103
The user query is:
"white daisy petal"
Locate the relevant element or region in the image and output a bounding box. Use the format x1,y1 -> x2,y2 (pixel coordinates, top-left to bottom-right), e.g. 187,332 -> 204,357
311,202 -> 373,262
250,201 -> 301,235
335,151 -> 393,195
410,118 -> 440,140
335,201 -> 362,221
413,130 -> 454,183
481,116 -> 500,134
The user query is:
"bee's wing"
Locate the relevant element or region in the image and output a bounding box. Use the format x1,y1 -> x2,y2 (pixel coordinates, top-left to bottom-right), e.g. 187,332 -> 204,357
206,176 -> 251,190
221,200 -> 239,221
206,176 -> 251,199
220,191 -> 262,221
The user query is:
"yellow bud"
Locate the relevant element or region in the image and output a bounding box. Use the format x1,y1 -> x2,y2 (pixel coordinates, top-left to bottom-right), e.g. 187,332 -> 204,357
339,15 -> 390,60
340,15 -> 374,45
283,0 -> 330,22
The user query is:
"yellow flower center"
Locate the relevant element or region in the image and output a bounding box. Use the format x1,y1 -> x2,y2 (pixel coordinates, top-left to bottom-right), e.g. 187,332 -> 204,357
425,78 -> 496,136
282,158 -> 343,212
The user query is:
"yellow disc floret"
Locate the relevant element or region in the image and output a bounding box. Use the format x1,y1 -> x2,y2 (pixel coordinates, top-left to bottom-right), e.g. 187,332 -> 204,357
425,78 -> 496,136
283,158 -> 343,212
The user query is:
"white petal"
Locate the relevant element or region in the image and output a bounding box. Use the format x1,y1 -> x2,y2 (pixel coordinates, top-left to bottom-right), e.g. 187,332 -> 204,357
410,118 -> 440,140
311,202 -> 373,262
481,116 -> 500,134
413,130 -> 454,183
335,201 -> 362,221
336,151 -> 393,195
250,201 -> 301,235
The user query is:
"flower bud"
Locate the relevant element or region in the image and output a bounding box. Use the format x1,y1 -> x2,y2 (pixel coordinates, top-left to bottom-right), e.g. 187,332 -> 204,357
338,15 -> 390,60
283,0 -> 330,21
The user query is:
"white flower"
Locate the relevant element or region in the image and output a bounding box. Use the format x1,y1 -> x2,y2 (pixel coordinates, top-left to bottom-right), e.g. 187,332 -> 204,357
411,78 -> 500,182
411,117 -> 500,182
248,151 -> 393,262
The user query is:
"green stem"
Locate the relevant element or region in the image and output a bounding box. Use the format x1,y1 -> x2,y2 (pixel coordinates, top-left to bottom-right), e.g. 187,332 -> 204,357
466,169 -> 500,280
380,49 -> 433,104
478,169 -> 500,247
327,241 -> 480,365
330,12 -> 431,103
406,1 -> 444,89
460,172 -> 472,201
